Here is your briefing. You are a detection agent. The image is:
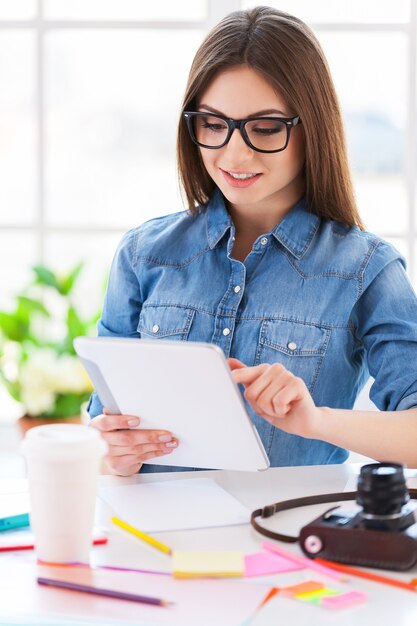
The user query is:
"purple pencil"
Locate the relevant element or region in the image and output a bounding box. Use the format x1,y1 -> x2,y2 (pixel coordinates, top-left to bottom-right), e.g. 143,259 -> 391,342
37,577 -> 174,607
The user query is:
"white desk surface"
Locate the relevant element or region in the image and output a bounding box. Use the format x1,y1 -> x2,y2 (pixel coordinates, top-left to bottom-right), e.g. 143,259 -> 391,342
1,463 -> 416,626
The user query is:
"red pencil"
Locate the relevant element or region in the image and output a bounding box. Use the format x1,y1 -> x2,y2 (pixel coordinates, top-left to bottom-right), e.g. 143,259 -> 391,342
315,558 -> 417,593
0,536 -> 107,552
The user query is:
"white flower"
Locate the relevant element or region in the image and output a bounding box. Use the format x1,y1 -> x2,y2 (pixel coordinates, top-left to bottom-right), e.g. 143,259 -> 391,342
18,348 -> 92,416
19,349 -> 56,387
21,387 -> 55,416
1,341 -> 21,382
19,349 -> 57,415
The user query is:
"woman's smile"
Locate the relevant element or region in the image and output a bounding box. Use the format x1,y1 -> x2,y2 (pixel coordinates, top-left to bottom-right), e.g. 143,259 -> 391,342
220,168 -> 262,188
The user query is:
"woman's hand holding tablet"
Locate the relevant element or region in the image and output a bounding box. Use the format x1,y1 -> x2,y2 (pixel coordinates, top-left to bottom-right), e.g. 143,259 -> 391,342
90,410 -> 179,476
75,337 -> 269,473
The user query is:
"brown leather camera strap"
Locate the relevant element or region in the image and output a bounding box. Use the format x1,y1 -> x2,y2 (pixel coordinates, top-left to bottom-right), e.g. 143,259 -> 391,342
250,488 -> 417,543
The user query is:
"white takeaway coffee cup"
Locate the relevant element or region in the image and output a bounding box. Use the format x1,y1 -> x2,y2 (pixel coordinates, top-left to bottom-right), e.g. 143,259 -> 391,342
21,423 -> 107,563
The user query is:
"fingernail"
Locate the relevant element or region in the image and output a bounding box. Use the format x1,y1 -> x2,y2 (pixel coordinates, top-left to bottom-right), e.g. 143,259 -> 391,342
128,419 -> 139,427
165,441 -> 177,448
158,434 -> 172,442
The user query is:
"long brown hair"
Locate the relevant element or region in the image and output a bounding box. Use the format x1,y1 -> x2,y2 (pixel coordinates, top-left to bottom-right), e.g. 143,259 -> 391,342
177,6 -> 364,229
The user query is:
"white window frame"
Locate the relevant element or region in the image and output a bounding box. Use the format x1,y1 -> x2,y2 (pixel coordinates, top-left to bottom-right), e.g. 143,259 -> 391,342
0,0 -> 415,282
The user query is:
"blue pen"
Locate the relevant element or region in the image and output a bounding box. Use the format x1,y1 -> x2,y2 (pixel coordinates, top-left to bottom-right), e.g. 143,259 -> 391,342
0,513 -> 30,532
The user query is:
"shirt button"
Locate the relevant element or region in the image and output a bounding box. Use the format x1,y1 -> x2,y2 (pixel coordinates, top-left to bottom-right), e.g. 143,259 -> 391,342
152,324 -> 160,334
233,285 -> 241,293
287,341 -> 297,351
223,328 -> 231,336
260,237 -> 268,246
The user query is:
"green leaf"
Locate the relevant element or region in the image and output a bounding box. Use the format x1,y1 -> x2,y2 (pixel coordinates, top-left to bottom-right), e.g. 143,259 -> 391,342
0,312 -> 28,342
69,307 -> 84,334
16,296 -> 50,318
1,378 -> 22,402
59,306 -> 88,354
58,261 -> 84,296
47,392 -> 89,418
68,305 -> 87,337
32,265 -> 60,292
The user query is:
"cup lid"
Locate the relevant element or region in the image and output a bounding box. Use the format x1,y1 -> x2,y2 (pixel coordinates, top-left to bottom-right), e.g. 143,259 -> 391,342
20,423 -> 107,459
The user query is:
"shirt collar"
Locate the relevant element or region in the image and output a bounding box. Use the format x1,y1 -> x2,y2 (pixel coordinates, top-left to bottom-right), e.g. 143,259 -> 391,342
206,188 -> 233,249
206,190 -> 320,258
271,197 -> 320,259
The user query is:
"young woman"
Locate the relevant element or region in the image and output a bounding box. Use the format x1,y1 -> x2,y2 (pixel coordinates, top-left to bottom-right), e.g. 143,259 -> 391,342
89,6 -> 417,475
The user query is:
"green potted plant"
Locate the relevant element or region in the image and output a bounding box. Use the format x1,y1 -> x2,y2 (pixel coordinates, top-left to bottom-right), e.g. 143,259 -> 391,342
0,262 -> 99,432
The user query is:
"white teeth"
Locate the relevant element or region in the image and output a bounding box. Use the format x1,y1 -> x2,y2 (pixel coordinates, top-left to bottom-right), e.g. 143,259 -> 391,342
227,172 -> 258,180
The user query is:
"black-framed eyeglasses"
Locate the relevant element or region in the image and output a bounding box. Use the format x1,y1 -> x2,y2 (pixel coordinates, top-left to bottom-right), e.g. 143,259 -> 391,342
183,111 -> 301,154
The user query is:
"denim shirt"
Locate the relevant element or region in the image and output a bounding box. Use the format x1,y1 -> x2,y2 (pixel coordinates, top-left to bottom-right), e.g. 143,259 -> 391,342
88,189 -> 417,470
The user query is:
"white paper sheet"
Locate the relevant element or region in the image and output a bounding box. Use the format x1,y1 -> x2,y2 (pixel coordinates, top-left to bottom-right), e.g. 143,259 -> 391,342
99,478 -> 251,532
0,558 -> 271,626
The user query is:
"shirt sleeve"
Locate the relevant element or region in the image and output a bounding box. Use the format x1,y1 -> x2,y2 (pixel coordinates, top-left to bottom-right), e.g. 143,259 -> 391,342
350,241 -> 417,411
87,228 -> 142,418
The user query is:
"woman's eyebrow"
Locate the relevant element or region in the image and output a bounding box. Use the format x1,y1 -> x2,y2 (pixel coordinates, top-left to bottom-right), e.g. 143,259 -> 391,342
198,103 -> 287,116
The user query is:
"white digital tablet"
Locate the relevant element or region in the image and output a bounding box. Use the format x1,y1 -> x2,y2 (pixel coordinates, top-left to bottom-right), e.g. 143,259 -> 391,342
74,337 -> 269,472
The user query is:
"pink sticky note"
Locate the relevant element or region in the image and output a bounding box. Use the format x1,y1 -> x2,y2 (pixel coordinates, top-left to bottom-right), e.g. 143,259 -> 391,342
321,590 -> 367,609
244,550 -> 304,577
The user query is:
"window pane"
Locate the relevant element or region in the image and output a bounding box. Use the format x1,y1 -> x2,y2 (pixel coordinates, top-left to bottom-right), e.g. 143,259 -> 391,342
317,32 -> 407,235
355,177 -> 407,235
45,30 -> 203,228
45,0 -> 207,21
44,233 -> 123,319
385,237 -> 409,266
0,32 -> 36,225
0,232 -> 36,307
0,0 -> 35,19
240,0 -> 410,23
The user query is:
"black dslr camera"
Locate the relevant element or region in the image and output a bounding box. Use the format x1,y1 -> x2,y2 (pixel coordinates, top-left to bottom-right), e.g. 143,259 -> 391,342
300,463 -> 417,570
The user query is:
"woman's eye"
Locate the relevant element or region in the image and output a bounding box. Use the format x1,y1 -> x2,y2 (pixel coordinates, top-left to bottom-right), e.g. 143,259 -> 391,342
253,125 -> 283,135
202,123 -> 226,132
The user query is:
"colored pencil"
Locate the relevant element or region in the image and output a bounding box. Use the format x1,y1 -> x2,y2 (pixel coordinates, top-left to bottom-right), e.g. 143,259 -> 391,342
0,536 -> 107,553
111,516 -> 172,555
37,560 -> 170,576
261,541 -> 346,582
96,565 -> 172,576
37,577 -> 174,606
96,564 -> 171,576
0,512 -> 30,532
315,558 -> 417,593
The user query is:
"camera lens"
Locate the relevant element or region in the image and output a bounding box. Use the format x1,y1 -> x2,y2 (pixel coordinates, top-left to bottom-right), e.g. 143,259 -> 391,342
356,462 -> 409,517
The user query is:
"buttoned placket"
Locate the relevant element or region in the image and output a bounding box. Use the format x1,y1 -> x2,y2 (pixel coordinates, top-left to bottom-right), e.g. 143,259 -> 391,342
210,231 -> 270,355
242,234 -> 270,280
209,230 -> 242,353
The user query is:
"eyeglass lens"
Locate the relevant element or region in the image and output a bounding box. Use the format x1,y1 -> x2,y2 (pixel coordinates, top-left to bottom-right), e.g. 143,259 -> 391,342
192,114 -> 288,151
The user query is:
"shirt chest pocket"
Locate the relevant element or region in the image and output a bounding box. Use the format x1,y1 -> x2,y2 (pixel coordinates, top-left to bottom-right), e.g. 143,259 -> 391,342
257,319 -> 330,392
137,305 -> 195,341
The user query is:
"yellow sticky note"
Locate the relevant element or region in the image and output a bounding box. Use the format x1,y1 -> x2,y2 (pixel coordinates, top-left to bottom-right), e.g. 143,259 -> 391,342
296,588 -> 339,605
172,550 -> 244,578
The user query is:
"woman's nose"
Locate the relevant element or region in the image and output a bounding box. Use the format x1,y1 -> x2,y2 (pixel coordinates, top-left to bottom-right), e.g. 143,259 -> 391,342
223,128 -> 254,161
